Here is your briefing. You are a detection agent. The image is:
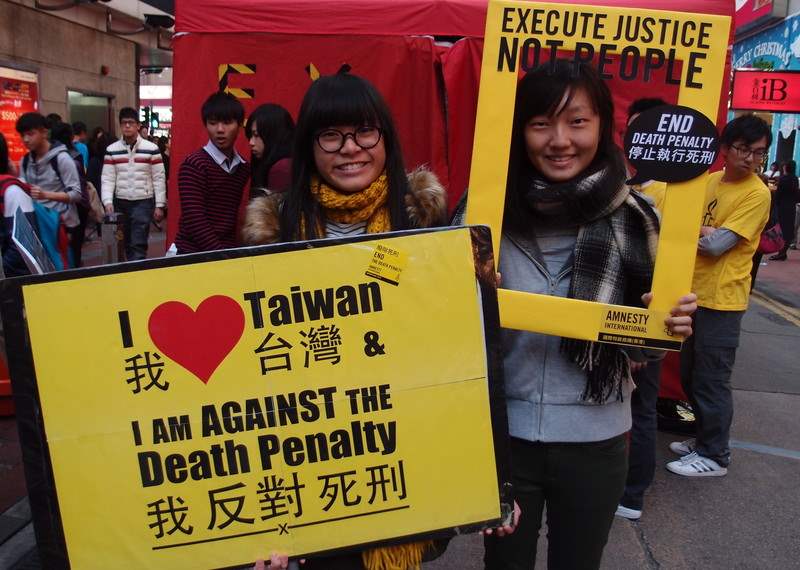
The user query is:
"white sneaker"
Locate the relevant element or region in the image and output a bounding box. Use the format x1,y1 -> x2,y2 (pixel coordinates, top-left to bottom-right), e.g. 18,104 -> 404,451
615,505 -> 642,520
666,451 -> 727,477
669,438 -> 696,456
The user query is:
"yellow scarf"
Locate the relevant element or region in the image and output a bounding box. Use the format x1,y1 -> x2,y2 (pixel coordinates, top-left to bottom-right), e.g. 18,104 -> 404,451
362,541 -> 434,570
304,173 -> 391,238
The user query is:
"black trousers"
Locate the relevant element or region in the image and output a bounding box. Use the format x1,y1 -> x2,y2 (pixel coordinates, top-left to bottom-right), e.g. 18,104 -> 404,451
680,307 -> 743,467
484,435 -> 627,570
68,205 -> 88,267
620,361 -> 663,510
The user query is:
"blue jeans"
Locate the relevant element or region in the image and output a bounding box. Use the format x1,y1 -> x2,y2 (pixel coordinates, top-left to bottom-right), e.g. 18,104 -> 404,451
680,307 -> 744,467
114,198 -> 154,261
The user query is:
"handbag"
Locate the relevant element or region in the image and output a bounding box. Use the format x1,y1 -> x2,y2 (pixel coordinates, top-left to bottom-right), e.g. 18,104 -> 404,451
84,180 -> 106,223
758,223 -> 784,255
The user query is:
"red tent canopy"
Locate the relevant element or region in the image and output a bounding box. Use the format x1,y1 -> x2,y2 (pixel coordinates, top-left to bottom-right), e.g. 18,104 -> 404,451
176,0 -> 733,35
171,0 -> 734,235
172,0 -> 734,402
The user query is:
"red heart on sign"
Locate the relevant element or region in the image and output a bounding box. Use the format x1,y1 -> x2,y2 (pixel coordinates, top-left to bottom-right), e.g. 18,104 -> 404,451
147,295 -> 245,383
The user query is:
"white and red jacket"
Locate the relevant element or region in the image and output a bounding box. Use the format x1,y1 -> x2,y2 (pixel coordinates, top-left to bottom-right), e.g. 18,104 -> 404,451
101,135 -> 166,207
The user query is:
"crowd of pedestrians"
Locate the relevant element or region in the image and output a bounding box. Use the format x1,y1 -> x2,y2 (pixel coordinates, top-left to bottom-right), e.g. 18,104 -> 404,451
764,159 -> 800,261
0,59 -> 792,570
0,110 -> 171,273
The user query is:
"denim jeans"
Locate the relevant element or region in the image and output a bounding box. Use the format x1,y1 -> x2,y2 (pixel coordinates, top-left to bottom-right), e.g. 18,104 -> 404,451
484,435 -> 627,570
114,198 -> 154,261
620,360 -> 663,510
680,307 -> 744,467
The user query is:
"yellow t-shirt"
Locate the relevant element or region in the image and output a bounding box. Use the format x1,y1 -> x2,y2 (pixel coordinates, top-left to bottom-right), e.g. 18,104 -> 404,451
635,180 -> 667,213
692,171 -> 770,311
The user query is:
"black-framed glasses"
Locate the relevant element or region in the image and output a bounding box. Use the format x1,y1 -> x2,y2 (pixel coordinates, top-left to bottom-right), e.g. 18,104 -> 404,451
731,145 -> 767,161
315,126 -> 382,153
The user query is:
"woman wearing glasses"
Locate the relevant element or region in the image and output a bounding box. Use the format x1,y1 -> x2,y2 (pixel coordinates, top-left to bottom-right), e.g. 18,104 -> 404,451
242,72 -> 453,569
243,72 -> 447,247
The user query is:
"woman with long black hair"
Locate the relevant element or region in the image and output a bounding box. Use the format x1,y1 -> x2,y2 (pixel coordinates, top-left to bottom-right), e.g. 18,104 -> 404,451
245,103 -> 295,197
471,60 -> 696,569
243,72 -> 458,569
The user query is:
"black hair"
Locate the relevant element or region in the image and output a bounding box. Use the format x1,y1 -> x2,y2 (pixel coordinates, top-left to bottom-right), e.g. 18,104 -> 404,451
201,91 -> 245,124
90,130 -> 112,158
627,98 -> 667,122
720,114 -> 772,148
245,103 -> 295,190
51,122 -> 75,149
72,121 -> 87,136
0,132 -> 9,175
92,133 -> 117,159
15,112 -> 48,134
504,59 -> 617,231
119,107 -> 139,123
45,113 -> 62,129
157,136 -> 169,154
280,73 -> 410,241
784,160 -> 797,175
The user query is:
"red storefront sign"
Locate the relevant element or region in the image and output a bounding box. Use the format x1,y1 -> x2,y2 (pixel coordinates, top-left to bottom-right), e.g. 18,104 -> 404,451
735,0 -> 774,31
731,69 -> 800,113
0,67 -> 39,165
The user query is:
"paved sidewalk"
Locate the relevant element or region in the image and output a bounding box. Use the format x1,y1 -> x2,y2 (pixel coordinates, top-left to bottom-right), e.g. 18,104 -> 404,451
753,249 -> 800,309
429,266 -> 800,569
0,222 -> 169,569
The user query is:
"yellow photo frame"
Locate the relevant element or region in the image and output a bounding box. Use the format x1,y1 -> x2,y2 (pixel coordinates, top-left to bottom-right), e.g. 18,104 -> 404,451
465,0 -> 732,350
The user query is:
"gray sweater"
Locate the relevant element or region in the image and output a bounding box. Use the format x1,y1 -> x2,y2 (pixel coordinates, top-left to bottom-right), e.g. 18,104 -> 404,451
19,143 -> 81,228
499,225 -> 633,443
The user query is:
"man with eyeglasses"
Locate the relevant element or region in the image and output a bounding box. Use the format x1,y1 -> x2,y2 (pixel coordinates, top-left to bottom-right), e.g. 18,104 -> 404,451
102,107 -> 166,260
667,114 -> 771,478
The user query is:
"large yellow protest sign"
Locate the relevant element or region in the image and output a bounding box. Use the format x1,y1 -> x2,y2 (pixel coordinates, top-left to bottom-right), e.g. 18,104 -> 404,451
2,227 -> 510,569
466,0 -> 732,350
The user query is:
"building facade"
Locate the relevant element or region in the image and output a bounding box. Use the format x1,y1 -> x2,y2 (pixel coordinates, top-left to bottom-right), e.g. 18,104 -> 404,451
732,0 -> 800,166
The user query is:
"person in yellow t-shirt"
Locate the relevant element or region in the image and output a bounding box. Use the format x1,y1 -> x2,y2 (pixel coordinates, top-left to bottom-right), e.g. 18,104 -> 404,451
632,179 -> 666,214
667,115 -> 771,478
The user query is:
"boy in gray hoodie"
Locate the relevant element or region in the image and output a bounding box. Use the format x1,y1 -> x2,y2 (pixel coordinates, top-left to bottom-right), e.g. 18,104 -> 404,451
16,112 -> 81,230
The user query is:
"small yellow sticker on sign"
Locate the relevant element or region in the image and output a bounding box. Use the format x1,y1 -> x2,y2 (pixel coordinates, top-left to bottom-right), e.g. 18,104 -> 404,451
365,242 -> 407,286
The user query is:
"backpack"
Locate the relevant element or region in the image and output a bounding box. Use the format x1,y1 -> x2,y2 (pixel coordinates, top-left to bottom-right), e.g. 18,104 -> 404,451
3,171 -> 73,270
0,174 -> 31,216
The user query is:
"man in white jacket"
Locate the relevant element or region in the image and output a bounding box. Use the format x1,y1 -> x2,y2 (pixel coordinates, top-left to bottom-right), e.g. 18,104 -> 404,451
101,107 -> 166,260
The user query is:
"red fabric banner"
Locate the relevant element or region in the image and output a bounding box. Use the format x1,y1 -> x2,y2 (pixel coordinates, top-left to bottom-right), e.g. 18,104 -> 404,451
168,33 -> 447,246
176,0 -> 734,36
172,0 -> 735,401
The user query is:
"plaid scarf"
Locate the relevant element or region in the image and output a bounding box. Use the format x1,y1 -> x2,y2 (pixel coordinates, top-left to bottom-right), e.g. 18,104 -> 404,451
523,152 -> 660,401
